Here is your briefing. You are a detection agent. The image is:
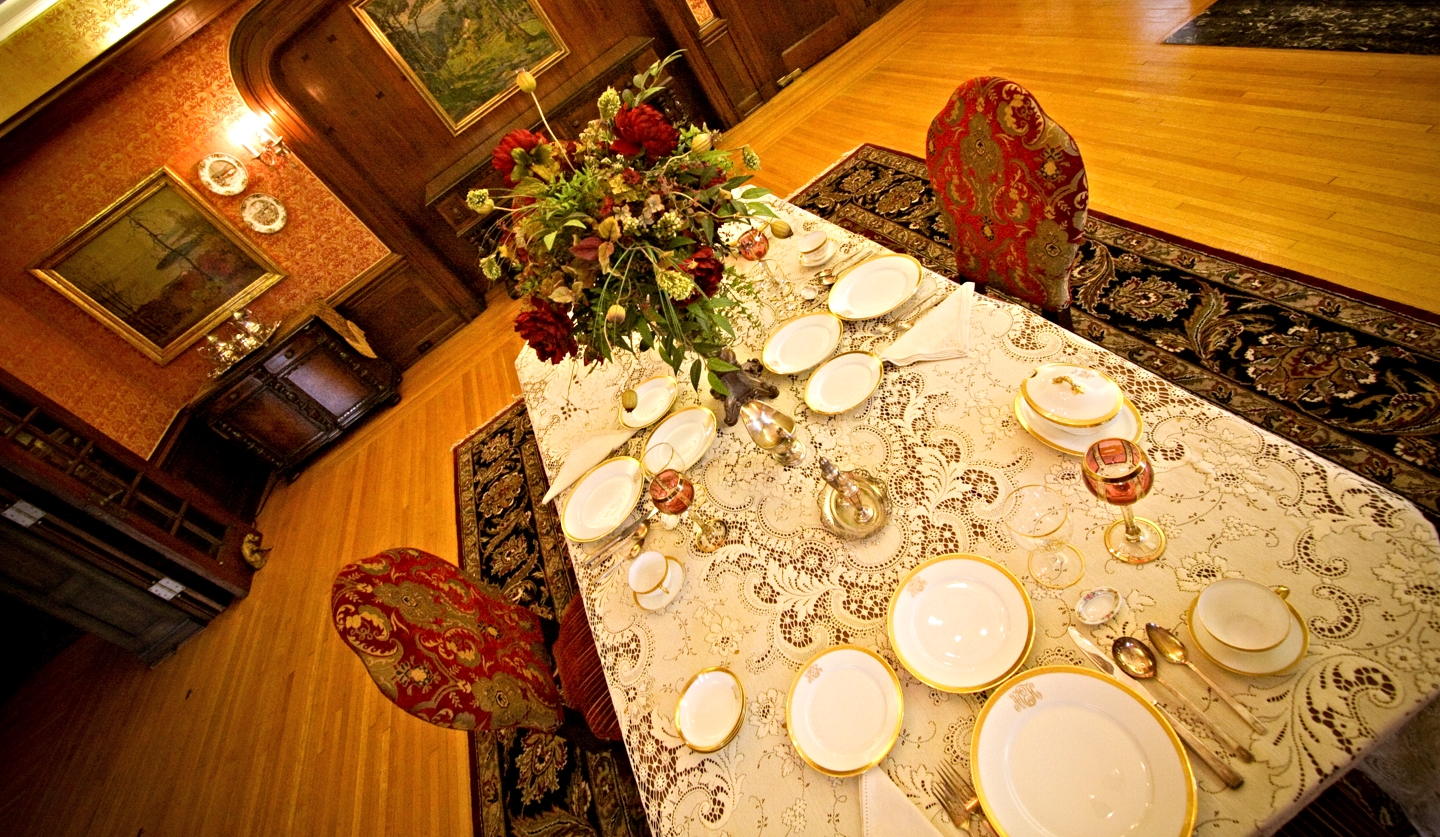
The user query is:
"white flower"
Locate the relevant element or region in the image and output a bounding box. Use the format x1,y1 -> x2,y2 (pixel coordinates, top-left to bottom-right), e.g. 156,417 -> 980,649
1373,540 -> 1440,613
704,614 -> 744,656
749,687 -> 786,738
1174,552 -> 1243,593
1387,645 -> 1423,672
597,87 -> 621,121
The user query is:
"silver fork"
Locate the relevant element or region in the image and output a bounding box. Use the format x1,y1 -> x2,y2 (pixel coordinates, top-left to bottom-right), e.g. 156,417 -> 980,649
934,761 -> 997,837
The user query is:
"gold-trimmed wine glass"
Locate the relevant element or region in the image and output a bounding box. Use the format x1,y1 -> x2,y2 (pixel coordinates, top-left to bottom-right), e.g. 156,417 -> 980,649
1001,484 -> 1085,589
1081,438 -> 1166,564
643,442 -> 728,552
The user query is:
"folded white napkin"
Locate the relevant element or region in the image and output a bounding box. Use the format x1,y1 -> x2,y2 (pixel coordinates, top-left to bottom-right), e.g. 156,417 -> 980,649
541,427 -> 637,504
881,282 -> 975,366
862,768 -> 946,837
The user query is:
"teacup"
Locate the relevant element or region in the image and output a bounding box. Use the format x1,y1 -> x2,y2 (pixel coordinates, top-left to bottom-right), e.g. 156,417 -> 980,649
628,550 -> 668,594
797,230 -> 829,256
1196,579 -> 1291,651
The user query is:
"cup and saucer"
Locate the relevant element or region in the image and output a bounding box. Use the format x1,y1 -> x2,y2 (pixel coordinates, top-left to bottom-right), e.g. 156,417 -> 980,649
797,231 -> 838,268
629,549 -> 684,611
1186,578 -> 1308,675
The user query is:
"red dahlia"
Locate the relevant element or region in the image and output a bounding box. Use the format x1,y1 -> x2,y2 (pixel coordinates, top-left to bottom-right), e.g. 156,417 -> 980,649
611,104 -> 679,159
514,297 -> 578,364
492,129 -> 547,185
678,246 -> 724,305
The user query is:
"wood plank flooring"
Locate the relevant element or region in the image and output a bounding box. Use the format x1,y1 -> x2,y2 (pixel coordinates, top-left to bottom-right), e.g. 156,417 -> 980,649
1,2 -> 1436,835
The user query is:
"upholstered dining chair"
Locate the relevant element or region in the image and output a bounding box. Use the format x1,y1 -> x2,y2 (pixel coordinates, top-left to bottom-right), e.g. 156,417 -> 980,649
925,76 -> 1089,325
553,596 -> 623,741
331,547 -> 563,733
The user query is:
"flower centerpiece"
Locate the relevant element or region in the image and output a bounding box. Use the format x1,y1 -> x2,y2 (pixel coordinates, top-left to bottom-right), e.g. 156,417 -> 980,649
467,54 -> 788,394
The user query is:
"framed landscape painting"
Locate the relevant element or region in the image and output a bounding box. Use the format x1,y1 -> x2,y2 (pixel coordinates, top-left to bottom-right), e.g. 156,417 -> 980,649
28,168 -> 285,364
352,0 -> 569,134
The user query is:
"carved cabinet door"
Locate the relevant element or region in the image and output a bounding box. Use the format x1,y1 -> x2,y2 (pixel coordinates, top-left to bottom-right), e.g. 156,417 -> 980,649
714,0 -> 851,94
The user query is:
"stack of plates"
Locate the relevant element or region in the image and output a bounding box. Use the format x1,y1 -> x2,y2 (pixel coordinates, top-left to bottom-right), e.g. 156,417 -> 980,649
786,646 -> 903,776
972,666 -> 1197,837
675,667 -> 745,752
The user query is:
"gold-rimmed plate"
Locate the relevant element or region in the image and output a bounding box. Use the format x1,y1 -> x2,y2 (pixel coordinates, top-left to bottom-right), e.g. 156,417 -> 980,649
1014,393 -> 1143,456
560,456 -> 643,542
887,554 -> 1034,693
828,254 -> 922,320
972,666 -> 1196,837
805,351 -> 883,415
762,311 -> 842,375
620,375 -> 678,428
786,645 -> 903,777
1186,596 -> 1309,676
642,405 -> 717,475
675,667 -> 745,752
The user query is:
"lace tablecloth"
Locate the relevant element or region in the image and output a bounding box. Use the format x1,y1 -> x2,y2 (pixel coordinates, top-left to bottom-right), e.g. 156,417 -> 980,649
515,200 -> 1440,837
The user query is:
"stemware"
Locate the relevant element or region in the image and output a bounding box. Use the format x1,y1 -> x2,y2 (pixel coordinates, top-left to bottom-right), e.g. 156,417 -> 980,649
1000,484 -> 1084,589
1081,438 -> 1166,564
643,442 -> 727,552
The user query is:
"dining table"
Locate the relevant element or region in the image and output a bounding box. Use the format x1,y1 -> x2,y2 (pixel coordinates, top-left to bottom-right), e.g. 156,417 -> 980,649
513,196 -> 1440,837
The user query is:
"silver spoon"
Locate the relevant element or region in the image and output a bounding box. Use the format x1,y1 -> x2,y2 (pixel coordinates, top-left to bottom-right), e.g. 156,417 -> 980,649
1113,636 -> 1255,763
1147,623 -> 1267,734
813,247 -> 875,285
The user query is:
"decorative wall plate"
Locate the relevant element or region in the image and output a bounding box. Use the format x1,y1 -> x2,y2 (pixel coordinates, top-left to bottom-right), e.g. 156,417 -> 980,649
197,153 -> 249,196
240,193 -> 287,233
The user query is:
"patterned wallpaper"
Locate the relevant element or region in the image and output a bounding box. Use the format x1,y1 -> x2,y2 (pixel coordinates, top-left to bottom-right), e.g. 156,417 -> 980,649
0,0 -> 390,457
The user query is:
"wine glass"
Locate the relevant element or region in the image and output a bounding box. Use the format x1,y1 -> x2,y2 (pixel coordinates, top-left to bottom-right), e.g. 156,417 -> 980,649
1001,484 -> 1085,589
643,442 -> 728,553
1081,438 -> 1166,564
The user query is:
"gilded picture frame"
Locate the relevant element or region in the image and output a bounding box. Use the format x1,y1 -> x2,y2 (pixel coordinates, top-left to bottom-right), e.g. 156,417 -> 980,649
351,0 -> 569,135
28,167 -> 285,365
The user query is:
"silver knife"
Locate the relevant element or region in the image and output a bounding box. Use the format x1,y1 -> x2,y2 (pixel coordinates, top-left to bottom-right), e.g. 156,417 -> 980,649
1068,627 -> 1244,789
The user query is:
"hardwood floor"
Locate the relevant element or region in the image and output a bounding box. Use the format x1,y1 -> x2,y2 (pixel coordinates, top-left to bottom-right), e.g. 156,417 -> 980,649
724,0 -> 1440,314
1,2 -> 1436,836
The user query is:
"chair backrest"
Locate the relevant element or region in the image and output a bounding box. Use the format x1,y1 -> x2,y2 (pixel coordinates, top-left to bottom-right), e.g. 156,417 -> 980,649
331,547 -> 561,732
925,77 -> 1088,313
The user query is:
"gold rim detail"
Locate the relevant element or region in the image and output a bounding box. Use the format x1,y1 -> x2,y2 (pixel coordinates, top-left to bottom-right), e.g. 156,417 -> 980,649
887,553 -> 1036,693
970,665 -> 1197,837
1020,364 -> 1124,428
632,558 -> 683,610
1013,393 -> 1143,456
785,644 -> 904,777
828,253 -> 925,321
619,374 -> 678,429
761,311 -> 843,374
641,405 -> 717,476
559,456 -> 643,543
674,667 -> 745,753
1186,597 -> 1309,676
805,351 -> 884,416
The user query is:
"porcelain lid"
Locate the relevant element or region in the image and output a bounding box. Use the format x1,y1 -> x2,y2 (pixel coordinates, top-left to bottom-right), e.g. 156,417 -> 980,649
1021,363 -> 1123,428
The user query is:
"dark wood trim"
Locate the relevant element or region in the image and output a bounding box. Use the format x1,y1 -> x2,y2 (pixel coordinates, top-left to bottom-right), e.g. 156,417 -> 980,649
643,1 -> 745,126
228,0 -> 484,322
0,0 -> 242,170
325,253 -> 406,309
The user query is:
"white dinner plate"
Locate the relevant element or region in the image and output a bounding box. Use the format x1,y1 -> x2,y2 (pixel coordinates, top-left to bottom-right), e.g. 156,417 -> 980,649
1013,393 -> 1142,456
787,645 -> 903,776
762,312 -> 843,374
828,254 -> 923,320
805,352 -> 883,415
676,667 -> 745,752
561,456 -> 643,542
972,666 -> 1196,837
888,554 -> 1034,692
1187,597 -> 1309,676
642,406 -> 717,474
620,375 -> 678,428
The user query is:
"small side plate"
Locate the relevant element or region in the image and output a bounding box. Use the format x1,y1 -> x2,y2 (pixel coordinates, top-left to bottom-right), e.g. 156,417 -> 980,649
806,352 -> 883,415
762,311 -> 842,375
620,375 -> 678,428
676,667 -> 745,752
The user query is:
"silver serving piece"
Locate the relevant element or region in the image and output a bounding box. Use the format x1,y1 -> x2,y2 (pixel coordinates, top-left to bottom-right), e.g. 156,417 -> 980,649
740,401 -> 809,467
199,308 -> 280,377
816,456 -> 888,538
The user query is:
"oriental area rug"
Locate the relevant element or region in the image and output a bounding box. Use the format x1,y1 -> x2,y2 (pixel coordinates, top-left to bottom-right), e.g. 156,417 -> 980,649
455,404 -> 1416,837
791,144 -> 1440,526
455,401 -> 650,837
1165,0 -> 1440,54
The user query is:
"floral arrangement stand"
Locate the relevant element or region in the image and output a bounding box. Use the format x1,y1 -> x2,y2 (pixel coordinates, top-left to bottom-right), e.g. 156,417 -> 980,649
467,54 -> 790,395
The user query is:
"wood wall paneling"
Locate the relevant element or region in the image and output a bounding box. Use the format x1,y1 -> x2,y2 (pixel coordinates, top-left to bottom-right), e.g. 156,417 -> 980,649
329,254 -> 466,369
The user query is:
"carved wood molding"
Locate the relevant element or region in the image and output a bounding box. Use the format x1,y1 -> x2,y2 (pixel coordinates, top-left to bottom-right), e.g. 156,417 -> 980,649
228,0 -> 483,319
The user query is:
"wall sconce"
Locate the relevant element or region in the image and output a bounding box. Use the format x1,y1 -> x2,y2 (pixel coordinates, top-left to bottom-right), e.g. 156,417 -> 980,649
228,111 -> 292,168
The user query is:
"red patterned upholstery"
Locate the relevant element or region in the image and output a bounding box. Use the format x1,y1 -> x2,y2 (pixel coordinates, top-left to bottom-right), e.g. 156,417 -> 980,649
554,596 -> 622,740
331,547 -> 562,733
925,77 -> 1089,314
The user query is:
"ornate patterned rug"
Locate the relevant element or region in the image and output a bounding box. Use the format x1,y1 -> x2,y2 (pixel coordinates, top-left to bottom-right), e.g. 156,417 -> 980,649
1165,0 -> 1440,54
791,144 -> 1440,524
455,401 -> 651,837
